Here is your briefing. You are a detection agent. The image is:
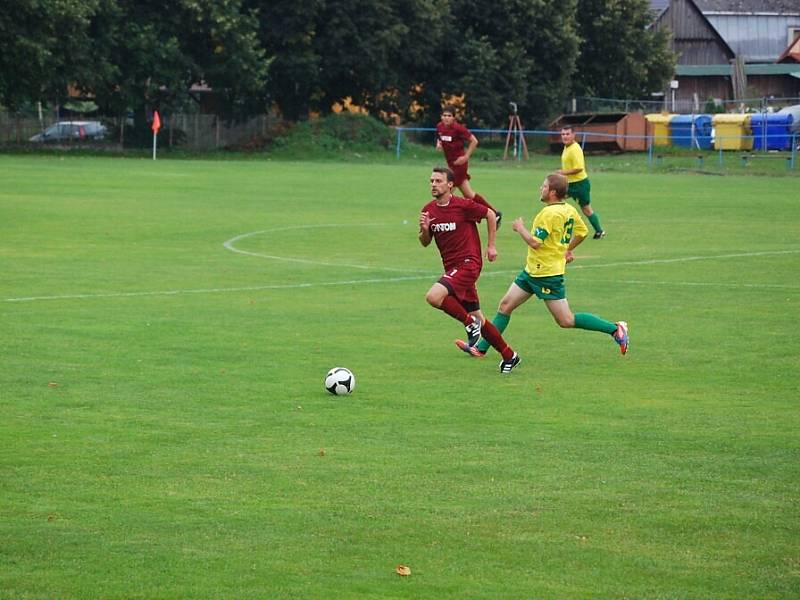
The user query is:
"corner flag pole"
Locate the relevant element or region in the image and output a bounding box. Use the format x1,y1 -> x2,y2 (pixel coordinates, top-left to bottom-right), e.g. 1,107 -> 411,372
151,110 -> 161,160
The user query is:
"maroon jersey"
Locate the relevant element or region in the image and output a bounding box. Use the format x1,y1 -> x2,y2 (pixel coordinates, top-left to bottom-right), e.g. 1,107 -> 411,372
436,121 -> 472,165
422,195 -> 488,272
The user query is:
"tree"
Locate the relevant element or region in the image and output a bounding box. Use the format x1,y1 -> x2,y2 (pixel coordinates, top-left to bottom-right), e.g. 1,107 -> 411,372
248,0 -> 323,121
0,0 -> 98,110
384,0 -> 451,123
311,0 -> 407,115
82,0 -> 270,140
426,0 -> 581,128
572,0 -> 675,100
241,0 -> 582,128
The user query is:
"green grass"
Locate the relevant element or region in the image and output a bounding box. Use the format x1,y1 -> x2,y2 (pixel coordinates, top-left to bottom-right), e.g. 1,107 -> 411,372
1,155 -> 799,598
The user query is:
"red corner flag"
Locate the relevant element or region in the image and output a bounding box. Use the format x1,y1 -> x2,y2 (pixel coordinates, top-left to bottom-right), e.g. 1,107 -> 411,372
152,110 -> 161,133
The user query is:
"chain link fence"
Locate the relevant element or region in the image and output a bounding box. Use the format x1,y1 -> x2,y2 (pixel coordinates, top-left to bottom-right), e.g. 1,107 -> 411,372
0,112 -> 282,150
569,96 -> 800,115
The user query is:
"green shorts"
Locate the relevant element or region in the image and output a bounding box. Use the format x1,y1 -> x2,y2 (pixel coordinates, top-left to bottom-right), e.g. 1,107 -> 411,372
567,178 -> 591,206
513,271 -> 566,300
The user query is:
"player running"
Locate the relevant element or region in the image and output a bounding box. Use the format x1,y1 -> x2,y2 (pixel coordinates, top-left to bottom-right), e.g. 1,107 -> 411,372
558,125 -> 605,239
436,105 -> 503,227
456,172 -> 628,359
419,167 -> 520,374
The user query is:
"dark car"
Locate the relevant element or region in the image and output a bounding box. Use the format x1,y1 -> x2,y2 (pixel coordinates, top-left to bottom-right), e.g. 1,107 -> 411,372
30,121 -> 107,142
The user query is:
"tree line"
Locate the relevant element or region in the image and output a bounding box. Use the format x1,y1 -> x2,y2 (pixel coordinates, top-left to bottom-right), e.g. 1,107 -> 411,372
0,0 -> 674,131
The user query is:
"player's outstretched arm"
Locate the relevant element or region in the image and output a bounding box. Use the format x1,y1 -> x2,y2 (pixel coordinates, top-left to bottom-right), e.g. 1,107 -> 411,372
511,217 -> 542,250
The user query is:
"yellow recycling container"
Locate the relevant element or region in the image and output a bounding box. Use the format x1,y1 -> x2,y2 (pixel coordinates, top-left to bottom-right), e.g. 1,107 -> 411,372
645,113 -> 675,147
712,114 -> 752,150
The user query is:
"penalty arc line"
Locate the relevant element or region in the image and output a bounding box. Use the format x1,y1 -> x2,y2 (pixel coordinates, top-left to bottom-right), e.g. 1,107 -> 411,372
4,249 -> 799,303
223,224 -> 431,273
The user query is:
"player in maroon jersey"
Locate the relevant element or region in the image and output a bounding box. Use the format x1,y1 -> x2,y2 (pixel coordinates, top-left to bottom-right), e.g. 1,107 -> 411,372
419,167 -> 520,374
435,105 -> 503,227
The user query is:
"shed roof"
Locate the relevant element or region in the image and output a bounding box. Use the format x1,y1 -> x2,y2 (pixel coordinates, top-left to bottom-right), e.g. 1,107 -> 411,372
694,0 -> 800,14
650,0 -> 670,15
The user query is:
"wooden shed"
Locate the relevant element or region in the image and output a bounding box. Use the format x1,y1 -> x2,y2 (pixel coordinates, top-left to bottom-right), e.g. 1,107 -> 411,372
548,113 -> 651,153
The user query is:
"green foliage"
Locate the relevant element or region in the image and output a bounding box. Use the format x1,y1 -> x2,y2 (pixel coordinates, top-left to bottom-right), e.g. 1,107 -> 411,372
312,0 -> 407,113
270,113 -> 394,157
85,0 -> 269,125
704,97 -> 726,114
572,0 -> 676,98
0,0 -> 98,109
440,0 -> 581,128
235,0 -> 581,127
251,0 -> 324,121
2,0 -> 677,129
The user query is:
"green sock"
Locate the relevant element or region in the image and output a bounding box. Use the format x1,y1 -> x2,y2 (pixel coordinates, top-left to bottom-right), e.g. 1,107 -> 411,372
587,212 -> 602,233
574,312 -> 616,335
476,312 -> 510,353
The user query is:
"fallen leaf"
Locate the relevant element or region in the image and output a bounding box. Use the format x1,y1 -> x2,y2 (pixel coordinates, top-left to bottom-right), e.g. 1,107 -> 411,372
395,565 -> 411,576
48,382 -> 59,387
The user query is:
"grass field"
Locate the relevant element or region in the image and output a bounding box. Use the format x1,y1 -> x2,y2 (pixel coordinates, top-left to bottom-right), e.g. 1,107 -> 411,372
2,154 -> 799,598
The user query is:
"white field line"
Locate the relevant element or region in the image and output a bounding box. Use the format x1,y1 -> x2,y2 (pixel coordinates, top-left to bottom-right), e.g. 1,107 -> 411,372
577,279 -> 800,290
568,249 -> 800,270
223,224 -> 430,273
4,230 -> 800,303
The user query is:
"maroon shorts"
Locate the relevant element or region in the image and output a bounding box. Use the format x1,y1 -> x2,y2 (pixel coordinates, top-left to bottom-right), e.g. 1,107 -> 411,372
448,162 -> 471,187
438,259 -> 481,310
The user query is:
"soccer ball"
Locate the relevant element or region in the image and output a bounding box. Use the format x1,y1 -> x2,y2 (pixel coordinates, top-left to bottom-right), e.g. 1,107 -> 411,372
324,367 -> 355,395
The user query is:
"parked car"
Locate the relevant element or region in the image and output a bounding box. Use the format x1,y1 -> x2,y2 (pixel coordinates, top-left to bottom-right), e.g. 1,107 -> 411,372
29,121 -> 107,142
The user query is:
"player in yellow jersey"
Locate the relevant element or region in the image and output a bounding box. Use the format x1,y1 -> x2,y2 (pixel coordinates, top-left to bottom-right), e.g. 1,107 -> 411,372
559,125 -> 605,239
456,172 -> 627,361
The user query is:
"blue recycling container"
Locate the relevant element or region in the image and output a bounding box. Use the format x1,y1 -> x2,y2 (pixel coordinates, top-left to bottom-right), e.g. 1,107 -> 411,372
750,113 -> 794,150
669,114 -> 713,149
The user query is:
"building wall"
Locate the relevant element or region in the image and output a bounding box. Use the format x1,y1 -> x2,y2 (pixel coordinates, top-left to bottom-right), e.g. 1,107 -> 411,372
676,76 -> 732,104
746,74 -> 800,98
674,74 -> 800,107
654,0 -> 734,64
707,14 -> 800,62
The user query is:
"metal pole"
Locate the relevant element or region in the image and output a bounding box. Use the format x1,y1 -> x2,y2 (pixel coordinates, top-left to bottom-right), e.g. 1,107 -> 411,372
395,128 -> 402,160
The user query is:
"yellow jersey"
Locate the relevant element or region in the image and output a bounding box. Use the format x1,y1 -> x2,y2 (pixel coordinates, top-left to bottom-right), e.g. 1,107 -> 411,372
525,202 -> 589,277
561,142 -> 587,183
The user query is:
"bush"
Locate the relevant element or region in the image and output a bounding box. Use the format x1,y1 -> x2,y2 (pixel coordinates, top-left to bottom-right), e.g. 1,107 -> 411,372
271,113 -> 394,157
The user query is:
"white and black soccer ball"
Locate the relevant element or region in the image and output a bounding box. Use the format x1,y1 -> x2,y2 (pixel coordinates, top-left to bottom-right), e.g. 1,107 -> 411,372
324,367 -> 355,395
